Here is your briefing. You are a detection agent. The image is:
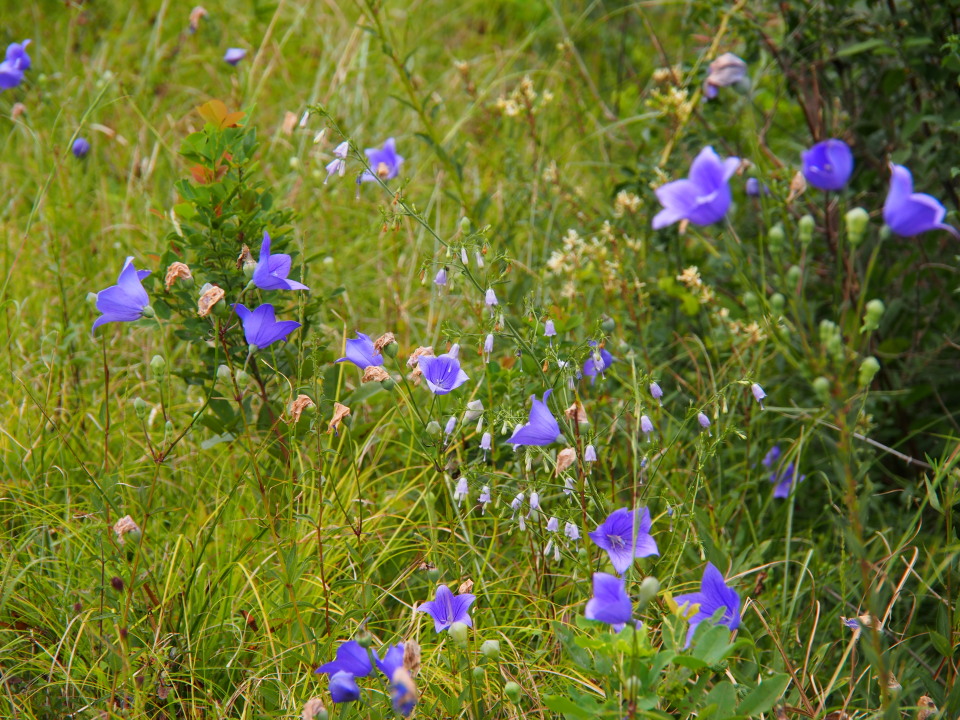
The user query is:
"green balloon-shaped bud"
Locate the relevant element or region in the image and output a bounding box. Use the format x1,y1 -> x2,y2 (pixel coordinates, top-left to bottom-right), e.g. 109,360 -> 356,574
859,356 -> 880,388
845,207 -> 870,247
504,681 -> 521,704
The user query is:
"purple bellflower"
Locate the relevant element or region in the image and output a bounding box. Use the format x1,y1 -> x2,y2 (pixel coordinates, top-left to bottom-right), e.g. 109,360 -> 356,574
325,141 -> 349,183
361,138 -> 403,183
509,389 -> 562,446
751,383 -> 766,409
652,147 -> 740,229
771,461 -> 805,499
0,40 -> 31,90
640,415 -> 655,436
564,521 -> 580,541
745,178 -> 765,196
583,341 -> 614,380
224,48 -> 247,65
649,382 -> 663,405
92,257 -> 152,334
336,332 -> 383,369
801,139 -> 854,191
585,444 -> 598,462
485,288 -> 498,306
72,138 -> 91,159
585,572 -> 634,631
233,303 -> 300,349
762,445 -> 781,469
434,267 -> 448,286
417,585 -> 476,633
697,412 -> 711,430
328,671 -> 361,703
418,351 -> 469,395
674,562 -> 741,648
589,507 -> 659,575
375,643 -> 405,680
253,232 -> 309,291
544,320 -> 557,338
315,640 -> 373,678
883,163 -> 959,237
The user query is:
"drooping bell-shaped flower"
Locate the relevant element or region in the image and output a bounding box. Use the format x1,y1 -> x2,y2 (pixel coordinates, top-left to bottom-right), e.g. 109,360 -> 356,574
801,139 -> 854,191
751,383 -> 766,409
583,341 -> 614,380
485,288 -> 498,307
640,415 -> 655,436
434,267 -> 448,286
883,163 -> 959,237
652,147 -> 740,229
544,320 -> 557,338
224,48 -> 247,65
649,382 -> 663,405
324,141 -> 349,183
702,52 -> 748,99
328,671 -> 360,703
508,389 -> 562,446
584,444 -> 598,462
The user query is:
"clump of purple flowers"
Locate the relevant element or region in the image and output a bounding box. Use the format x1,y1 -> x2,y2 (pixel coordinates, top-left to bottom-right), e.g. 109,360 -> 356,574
0,40 -> 31,91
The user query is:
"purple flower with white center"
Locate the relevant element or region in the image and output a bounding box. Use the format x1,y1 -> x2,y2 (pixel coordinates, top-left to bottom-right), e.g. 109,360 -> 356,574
544,320 -> 557,338
434,267 -> 448,286
336,332 -> 383,370
675,562 -> 741,648
771,461 -> 805,499
315,640 -> 374,677
418,352 -> 469,395
444,416 -> 457,436
324,141 -> 349,183
640,415 -> 654,436
417,585 -> 476,633
583,341 -> 614,380
233,303 -> 301,349
546,516 -> 559,532
72,138 -> 91,159
224,48 -> 247,65
0,40 -> 31,91
375,643 -> 404,680
801,139 -> 854,191
328,671 -> 360,703
92,257 -> 152,334
883,163 -> 959,237
485,288 -> 498,306
454,477 -> 468,505
585,572 -> 634,632
649,382 -> 663,405
588,507 -> 659,575
585,444 -> 597,462
509,389 -> 562,446
751,383 -> 766,409
483,333 -> 494,361
360,138 -> 403,183
564,521 -> 580,541
479,485 -> 491,511
652,146 -> 740,229
253,231 -> 309,291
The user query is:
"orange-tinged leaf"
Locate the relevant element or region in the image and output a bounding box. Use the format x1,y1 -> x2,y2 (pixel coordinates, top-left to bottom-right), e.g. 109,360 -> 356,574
196,99 -> 245,129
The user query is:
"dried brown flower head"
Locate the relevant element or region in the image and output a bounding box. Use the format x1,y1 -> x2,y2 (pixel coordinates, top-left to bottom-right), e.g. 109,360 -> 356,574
329,402 -> 351,434
164,262 -> 192,291
301,697 -> 327,720
197,284 -> 225,317
564,402 -> 588,424
288,395 -> 315,423
281,111 -> 298,136
406,346 -> 434,367
362,366 -> 390,383
402,639 -> 421,677
113,515 -> 141,545
189,6 -> 208,32
458,578 -> 474,594
556,447 -> 577,475
374,332 -> 396,353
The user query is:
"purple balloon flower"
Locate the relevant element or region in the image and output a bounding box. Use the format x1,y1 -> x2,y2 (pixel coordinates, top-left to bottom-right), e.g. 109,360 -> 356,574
375,643 -> 405,680
92,257 -> 152,334
585,572 -> 634,631
224,48 -> 247,66
417,584 -> 476,633
72,138 -> 91,159
883,163 -> 959,237
360,138 -> 404,183
508,389 -> 562,446
652,146 -> 740,229
588,507 -> 659,575
233,303 -> 301,349
315,640 -> 373,677
253,231 -> 309,291
0,40 -> 31,91
335,332 -> 383,369
328,671 -> 361,703
418,352 -> 469,395
771,461 -> 805,499
801,139 -> 854,191
583,341 -> 614,380
675,562 -> 741,648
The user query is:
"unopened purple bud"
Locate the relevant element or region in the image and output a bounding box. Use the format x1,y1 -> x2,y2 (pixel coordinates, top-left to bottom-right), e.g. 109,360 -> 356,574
72,138 -> 91,159
564,521 -> 580,541
447,343 -> 460,359
544,320 -> 557,338
584,444 -> 597,462
640,415 -> 654,435
484,333 -> 494,355
546,516 -> 559,532
751,383 -> 766,408
434,268 -> 448,286
485,288 -> 498,306
444,416 -> 457,436
649,382 -> 663,404
697,412 -> 711,429
480,432 -> 492,451
529,492 -> 540,511
224,48 -> 247,65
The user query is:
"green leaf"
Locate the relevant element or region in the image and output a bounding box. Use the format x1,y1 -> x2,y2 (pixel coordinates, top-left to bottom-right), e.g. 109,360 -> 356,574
737,673 -> 791,715
702,681 -> 738,718
543,696 -> 596,719
692,623 -> 735,665
835,39 -> 889,58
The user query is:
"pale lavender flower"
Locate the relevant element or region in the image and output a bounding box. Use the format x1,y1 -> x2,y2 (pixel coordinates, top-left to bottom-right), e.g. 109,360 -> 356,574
475,251 -> 484,268
253,231 -> 309,291
564,521 -> 580,541
703,52 -> 747,99
444,416 -> 457,436
563,476 -> 575,495
697,412 -> 711,429
509,389 -> 562,446
649,382 -> 663,405
585,572 -> 633,631
434,267 -> 448,286
751,383 -> 766,409
675,563 -> 741,647
544,320 -> 557,338
640,415 -> 654,436
460,248 -> 468,264
360,138 -> 403,183
480,432 -> 492,454
588,507 -> 659,574
483,333 -> 494,361
324,141 -> 349,183
883,163 -> 959,237
417,585 -> 476,633
418,352 -> 469,395
528,491 -> 540,513
479,485 -> 491,511
464,400 -> 484,422
224,48 -> 247,65
510,492 -> 524,516
583,341 -> 614,380
454,477 -> 469,505
485,288 -> 498,306
652,147 -> 740,229
518,515 -> 526,531
546,516 -> 559,532
585,444 -> 597,462
801,139 -> 854,191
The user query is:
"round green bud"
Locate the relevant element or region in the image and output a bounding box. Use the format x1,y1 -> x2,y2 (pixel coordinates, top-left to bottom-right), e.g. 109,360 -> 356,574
845,207 -> 870,247
600,316 -> 616,333
742,291 -> 759,314
164,420 -> 174,441
382,341 -> 398,359
426,421 -> 442,438
86,291 -> 98,305
770,293 -> 785,315
314,710 -> 328,720
217,364 -> 232,382
577,547 -> 588,560
449,621 -> 469,647
812,376 -> 831,403
798,214 -> 815,245
242,261 -> 256,279
141,305 -> 156,319
481,639 -> 501,660
858,356 -> 880,388
879,224 -> 892,241
504,681 -> 522,704
635,576 -> 660,611
355,631 -> 373,649
235,369 -> 251,386
459,216 -> 472,235
862,299 -> 885,333
767,223 -> 786,252
133,397 -> 147,420
471,666 -> 486,681
382,378 -> 396,392
786,265 -> 802,289
150,354 -> 166,381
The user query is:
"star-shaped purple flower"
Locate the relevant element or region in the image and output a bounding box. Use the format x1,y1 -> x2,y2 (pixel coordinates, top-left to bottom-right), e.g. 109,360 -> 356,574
583,341 -> 614,380
418,352 -> 469,395
0,40 -> 31,91
584,572 -> 634,632
417,584 -> 476,633
508,389 -> 562,446
252,231 -> 309,291
674,562 -> 741,648
375,643 -> 405,680
315,639 -> 373,677
652,146 -> 740,229
92,257 -> 152,334
233,303 -> 301,349
335,332 -> 383,369
588,507 -> 659,575
360,138 -> 404,183
801,139 -> 854,191
883,163 -> 959,238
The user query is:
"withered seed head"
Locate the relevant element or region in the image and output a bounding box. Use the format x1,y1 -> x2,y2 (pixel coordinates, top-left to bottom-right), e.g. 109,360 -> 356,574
164,262 -> 192,291
197,284 -> 225,317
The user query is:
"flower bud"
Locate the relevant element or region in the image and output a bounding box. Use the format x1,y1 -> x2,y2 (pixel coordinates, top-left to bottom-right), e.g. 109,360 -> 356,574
86,291 -> 99,304
459,216 -> 472,234
383,341 -> 398,358
140,305 -> 156,319
217,364 -> 232,382
449,621 -> 469,647
301,697 -> 328,720
133,397 -> 147,420
235,369 -> 250,386
426,421 -> 442,439
150,354 -> 166,381
786,264 -> 802,289
504,681 -> 521,704
636,576 -> 660,610
845,207 -> 869,247
767,223 -> 785,252
382,378 -> 396,391
164,420 -> 174,442
110,576 -> 125,592
858,356 -> 880,388
481,639 -> 500,660
861,299 -> 884,334
769,293 -> 785,315
742,291 -> 759,315
600,316 -> 616,333
798,214 -> 815,245
471,666 -> 486,681
355,630 -> 373,648
812,376 -> 831,403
